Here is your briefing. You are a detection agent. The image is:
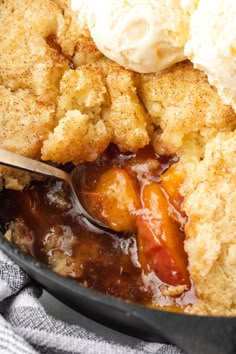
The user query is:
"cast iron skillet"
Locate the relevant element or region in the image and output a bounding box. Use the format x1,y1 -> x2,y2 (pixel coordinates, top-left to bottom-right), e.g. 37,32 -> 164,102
0,234 -> 236,354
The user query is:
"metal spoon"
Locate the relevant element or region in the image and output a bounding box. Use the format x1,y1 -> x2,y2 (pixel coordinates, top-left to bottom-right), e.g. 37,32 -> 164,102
0,148 -> 115,234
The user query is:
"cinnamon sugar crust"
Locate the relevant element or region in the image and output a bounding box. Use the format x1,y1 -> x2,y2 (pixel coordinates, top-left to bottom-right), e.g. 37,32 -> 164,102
1,0 -> 236,316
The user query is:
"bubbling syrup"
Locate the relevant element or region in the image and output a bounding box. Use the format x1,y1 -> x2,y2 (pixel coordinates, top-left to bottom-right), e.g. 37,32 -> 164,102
0,145 -> 197,311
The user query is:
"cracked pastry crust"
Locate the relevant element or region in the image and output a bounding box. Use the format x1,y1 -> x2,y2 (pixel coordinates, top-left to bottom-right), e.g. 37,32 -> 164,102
0,0 -> 68,104
182,133 -> 236,316
1,0 -> 234,171
0,86 -> 55,190
139,61 -> 236,159
2,0 -> 236,316
41,59 -> 151,163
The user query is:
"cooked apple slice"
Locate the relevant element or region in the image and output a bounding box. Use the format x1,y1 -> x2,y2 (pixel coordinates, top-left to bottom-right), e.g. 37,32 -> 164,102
86,167 -> 140,233
160,163 -> 185,210
137,182 -> 190,287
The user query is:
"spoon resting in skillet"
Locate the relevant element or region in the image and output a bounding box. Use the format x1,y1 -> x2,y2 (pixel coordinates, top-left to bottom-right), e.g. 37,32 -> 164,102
0,148 -> 117,234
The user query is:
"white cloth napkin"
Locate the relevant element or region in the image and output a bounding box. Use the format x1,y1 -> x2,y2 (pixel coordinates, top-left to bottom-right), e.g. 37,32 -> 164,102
0,249 -> 183,354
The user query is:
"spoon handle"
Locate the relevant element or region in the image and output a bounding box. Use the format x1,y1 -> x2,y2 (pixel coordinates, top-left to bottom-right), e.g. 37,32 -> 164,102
0,148 -> 119,235
0,148 -> 70,183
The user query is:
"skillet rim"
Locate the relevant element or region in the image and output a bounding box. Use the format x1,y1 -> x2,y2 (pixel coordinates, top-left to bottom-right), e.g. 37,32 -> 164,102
0,231 -> 233,320
1,232 -> 236,354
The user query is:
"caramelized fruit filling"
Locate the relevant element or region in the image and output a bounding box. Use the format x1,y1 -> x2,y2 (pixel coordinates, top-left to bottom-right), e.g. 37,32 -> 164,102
0,145 -> 196,310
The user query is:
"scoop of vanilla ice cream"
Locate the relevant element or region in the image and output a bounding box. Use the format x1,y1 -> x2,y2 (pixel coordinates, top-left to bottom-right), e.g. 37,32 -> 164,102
71,0 -> 89,34
185,0 -> 236,112
181,0 -> 199,15
83,0 -> 190,73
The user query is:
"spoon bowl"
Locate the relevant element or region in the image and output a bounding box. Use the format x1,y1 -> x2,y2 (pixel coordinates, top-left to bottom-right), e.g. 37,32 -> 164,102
0,148 -> 116,234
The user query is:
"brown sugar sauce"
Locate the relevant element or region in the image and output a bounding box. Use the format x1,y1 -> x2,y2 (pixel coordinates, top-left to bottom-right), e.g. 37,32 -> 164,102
0,145 -> 196,311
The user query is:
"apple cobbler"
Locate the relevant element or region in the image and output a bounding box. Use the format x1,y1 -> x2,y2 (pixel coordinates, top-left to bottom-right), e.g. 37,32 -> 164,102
1,0 -> 236,316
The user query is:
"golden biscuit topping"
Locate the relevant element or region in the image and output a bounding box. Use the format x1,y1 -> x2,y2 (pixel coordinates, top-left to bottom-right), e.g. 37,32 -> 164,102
1,0 -> 236,316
